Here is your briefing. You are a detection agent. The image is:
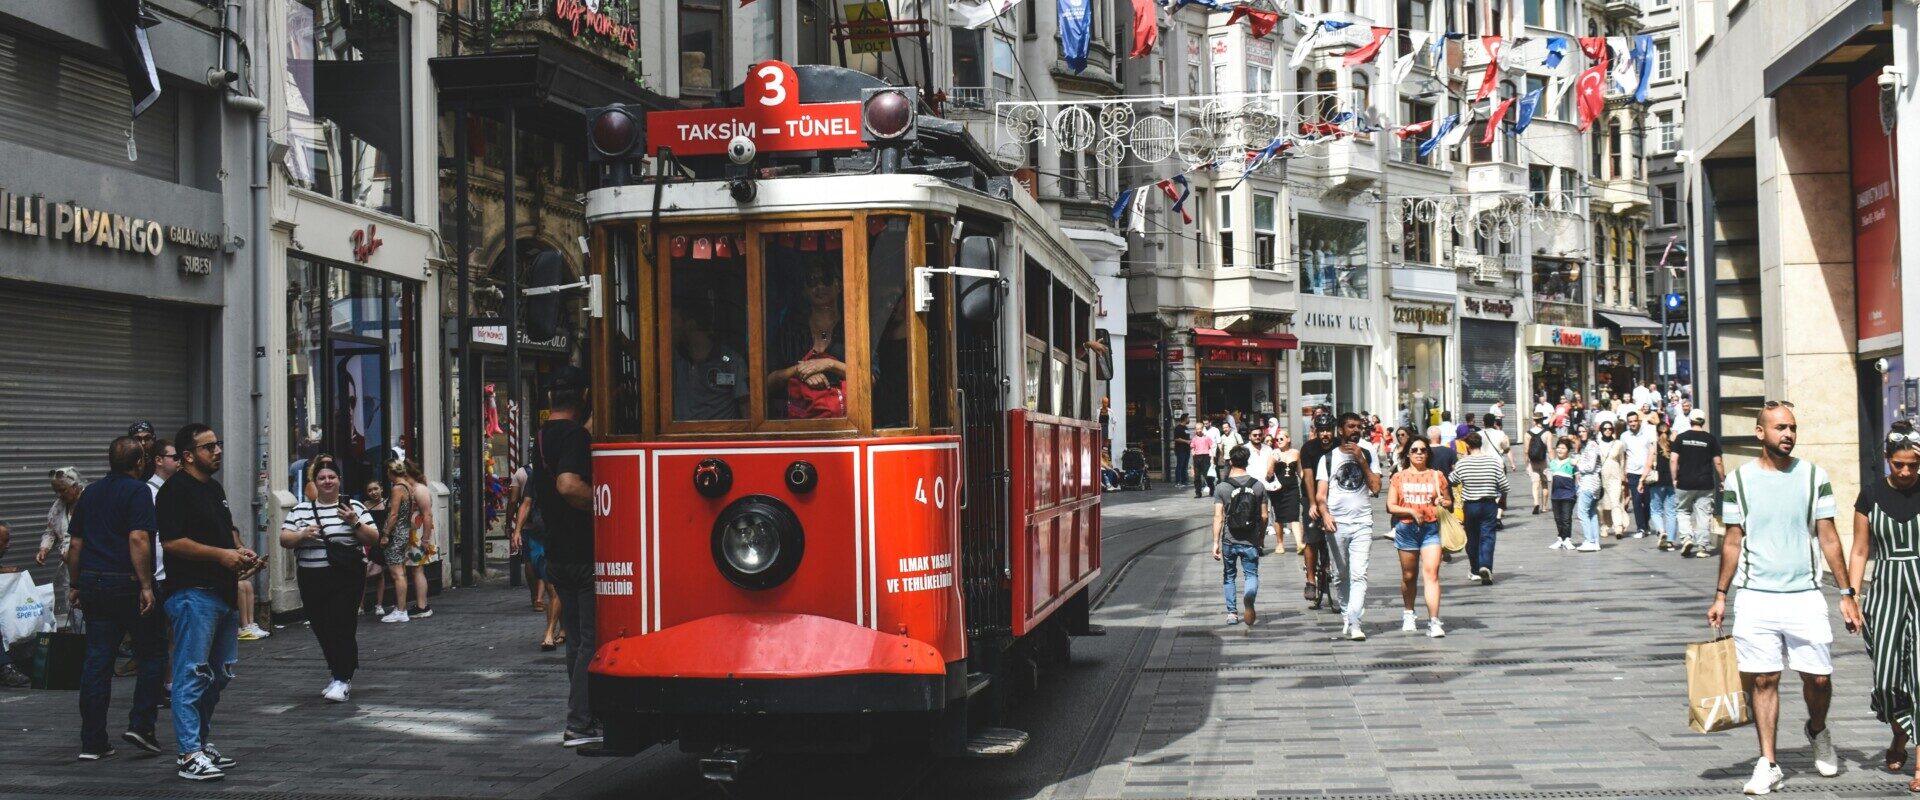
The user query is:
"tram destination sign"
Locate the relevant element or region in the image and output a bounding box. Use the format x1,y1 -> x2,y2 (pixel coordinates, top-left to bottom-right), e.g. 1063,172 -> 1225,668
647,61 -> 866,156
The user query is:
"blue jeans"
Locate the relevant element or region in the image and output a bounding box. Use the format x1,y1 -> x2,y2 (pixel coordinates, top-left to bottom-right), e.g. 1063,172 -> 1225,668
1175,450 -> 1191,485
1577,488 -> 1602,545
166,587 -> 238,756
1221,541 -> 1260,614
77,572 -> 166,754
1649,484 -> 1678,542
1463,500 -> 1500,572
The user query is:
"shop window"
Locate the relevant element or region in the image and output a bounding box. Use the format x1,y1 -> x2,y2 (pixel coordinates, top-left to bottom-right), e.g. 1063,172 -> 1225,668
868,217 -> 913,429
286,254 -> 421,503
1533,259 -> 1583,304
680,1 -> 724,93
285,0 -> 412,219
1253,193 -> 1277,269
668,232 -> 749,422
1297,213 -> 1369,299
763,231 -> 849,420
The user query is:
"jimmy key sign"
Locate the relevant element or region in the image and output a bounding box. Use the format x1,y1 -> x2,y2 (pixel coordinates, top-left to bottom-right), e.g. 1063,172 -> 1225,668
647,61 -> 866,156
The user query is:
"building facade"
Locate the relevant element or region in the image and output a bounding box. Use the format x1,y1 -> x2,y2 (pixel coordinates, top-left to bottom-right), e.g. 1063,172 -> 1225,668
0,0 -> 260,580
1685,0 -> 1918,512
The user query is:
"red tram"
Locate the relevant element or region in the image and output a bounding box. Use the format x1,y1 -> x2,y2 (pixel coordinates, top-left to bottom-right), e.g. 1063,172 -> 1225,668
576,63 -> 1108,767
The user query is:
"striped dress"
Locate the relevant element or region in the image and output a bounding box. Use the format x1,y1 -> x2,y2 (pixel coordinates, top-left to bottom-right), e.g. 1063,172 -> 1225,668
1859,478 -> 1920,739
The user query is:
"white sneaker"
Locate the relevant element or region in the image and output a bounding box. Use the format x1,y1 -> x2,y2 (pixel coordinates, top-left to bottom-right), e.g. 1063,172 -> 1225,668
379,609 -> 410,624
1547,540 -> 1564,550
1401,611 -> 1418,632
323,681 -> 349,703
1339,619 -> 1351,637
1576,541 -> 1601,552
1427,619 -> 1446,638
1742,757 -> 1783,794
1808,722 -> 1839,777
1632,530 -> 1647,539
370,605 -> 385,617
1348,624 -> 1367,641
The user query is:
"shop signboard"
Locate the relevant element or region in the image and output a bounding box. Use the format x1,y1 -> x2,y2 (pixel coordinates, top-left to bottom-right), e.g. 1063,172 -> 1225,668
1851,78 -> 1901,352
1462,295 -> 1516,318
0,184 -> 222,275
1524,324 -> 1608,351
1391,303 -> 1452,334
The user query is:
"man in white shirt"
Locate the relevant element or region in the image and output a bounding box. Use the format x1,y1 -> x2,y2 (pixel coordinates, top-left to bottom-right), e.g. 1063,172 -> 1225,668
1620,411 -> 1658,538
1316,412 -> 1380,641
1245,430 -> 1278,545
1533,393 -> 1555,425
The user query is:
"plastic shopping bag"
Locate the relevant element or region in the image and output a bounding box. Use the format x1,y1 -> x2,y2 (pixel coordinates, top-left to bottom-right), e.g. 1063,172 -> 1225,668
0,573 -> 51,648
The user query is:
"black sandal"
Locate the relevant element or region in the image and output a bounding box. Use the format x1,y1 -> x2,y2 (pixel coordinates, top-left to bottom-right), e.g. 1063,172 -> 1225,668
541,639 -> 557,652
1891,739 -> 1910,773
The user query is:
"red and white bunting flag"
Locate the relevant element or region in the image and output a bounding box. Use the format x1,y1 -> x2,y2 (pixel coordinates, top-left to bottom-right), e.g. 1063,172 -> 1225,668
1396,119 -> 1436,139
1481,96 -> 1516,145
1575,64 -> 1607,131
1129,0 -> 1157,57
1340,27 -> 1391,66
1228,6 -> 1281,39
1474,36 -> 1503,102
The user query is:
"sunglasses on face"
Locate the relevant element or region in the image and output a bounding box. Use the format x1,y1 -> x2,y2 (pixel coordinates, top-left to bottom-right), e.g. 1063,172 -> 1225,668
1763,400 -> 1796,410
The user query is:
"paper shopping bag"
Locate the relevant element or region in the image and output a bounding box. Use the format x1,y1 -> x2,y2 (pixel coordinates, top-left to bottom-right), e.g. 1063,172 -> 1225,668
1438,513 -> 1467,553
1687,631 -> 1752,733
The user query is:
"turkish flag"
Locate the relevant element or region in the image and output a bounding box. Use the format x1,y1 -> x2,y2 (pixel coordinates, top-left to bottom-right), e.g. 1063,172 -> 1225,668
1579,36 -> 1609,71
1474,36 -> 1503,102
1130,0 -> 1158,57
1481,96 -> 1515,145
1575,64 -> 1607,131
1227,6 -> 1280,39
1341,27 -> 1391,66
1395,119 -> 1436,139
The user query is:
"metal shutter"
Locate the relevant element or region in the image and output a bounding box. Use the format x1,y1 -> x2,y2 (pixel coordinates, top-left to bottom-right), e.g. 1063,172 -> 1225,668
0,284 -> 194,579
1460,319 -> 1516,424
0,27 -> 179,181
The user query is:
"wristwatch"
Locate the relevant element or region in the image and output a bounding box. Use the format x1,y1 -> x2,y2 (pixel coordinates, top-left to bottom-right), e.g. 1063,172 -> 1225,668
1839,587 -> 1857,598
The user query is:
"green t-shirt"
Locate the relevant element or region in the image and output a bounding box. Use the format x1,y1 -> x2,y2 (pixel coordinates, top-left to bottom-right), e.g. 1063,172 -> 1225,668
1722,458 -> 1835,593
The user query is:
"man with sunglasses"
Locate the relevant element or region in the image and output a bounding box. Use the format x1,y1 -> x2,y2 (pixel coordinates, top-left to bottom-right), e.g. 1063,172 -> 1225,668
1298,414 -> 1338,609
1707,401 -> 1858,794
157,424 -> 258,781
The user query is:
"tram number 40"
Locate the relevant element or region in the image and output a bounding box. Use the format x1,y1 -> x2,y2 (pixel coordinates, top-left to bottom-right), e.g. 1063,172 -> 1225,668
913,478 -> 946,509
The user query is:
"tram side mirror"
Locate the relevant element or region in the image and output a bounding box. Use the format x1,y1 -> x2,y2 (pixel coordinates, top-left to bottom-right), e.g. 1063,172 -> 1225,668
955,235 -> 1001,323
1092,329 -> 1114,381
525,250 -> 568,342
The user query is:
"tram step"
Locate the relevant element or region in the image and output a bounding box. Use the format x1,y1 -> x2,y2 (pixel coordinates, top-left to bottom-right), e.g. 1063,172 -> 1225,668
965,672 -> 993,698
964,728 -> 1030,758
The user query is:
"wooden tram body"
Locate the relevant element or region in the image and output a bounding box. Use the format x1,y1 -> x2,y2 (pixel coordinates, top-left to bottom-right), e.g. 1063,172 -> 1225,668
578,64 -> 1105,758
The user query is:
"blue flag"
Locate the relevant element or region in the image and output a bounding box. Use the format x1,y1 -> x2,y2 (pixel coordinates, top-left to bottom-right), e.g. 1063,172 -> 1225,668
1060,0 -> 1090,73
1417,112 -> 1458,159
1632,34 -> 1654,103
1320,20 -> 1354,31
1109,188 -> 1135,224
1543,36 -> 1567,69
1513,87 -> 1543,135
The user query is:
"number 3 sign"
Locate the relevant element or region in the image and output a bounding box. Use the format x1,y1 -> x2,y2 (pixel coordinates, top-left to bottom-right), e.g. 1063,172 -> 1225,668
647,60 -> 867,157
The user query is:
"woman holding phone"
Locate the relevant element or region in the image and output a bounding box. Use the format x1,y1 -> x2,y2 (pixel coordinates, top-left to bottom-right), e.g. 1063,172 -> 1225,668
278,458 -> 378,702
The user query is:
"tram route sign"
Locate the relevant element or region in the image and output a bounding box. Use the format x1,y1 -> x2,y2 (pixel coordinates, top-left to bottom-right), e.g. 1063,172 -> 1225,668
647,60 -> 868,156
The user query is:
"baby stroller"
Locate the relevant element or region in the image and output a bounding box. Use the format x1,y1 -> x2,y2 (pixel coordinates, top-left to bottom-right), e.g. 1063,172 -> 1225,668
1119,448 -> 1151,490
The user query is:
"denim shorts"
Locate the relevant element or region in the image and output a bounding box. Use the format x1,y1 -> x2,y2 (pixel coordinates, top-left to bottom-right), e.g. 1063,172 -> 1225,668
1394,520 -> 1441,551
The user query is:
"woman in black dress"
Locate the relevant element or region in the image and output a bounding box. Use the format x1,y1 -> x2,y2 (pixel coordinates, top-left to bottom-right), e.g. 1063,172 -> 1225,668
1269,429 -> 1303,554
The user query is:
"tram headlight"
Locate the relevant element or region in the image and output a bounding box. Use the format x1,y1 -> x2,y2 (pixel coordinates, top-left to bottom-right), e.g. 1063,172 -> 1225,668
860,87 -> 918,143
588,107 -> 640,159
711,496 -> 805,590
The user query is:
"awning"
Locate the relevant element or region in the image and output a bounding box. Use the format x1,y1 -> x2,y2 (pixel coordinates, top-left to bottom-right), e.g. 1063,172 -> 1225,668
1193,328 -> 1299,350
1595,311 -> 1662,335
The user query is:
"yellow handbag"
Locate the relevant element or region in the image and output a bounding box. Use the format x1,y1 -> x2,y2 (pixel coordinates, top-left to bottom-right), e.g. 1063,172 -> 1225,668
1439,507 -> 1468,552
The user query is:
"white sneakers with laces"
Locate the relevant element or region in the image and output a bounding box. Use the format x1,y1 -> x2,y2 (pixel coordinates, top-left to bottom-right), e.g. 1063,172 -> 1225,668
380,608 -> 410,624
1427,619 -> 1445,638
1401,611 -> 1418,632
1807,722 -> 1839,777
322,680 -> 350,703
1742,757 -> 1783,795
1576,541 -> 1601,552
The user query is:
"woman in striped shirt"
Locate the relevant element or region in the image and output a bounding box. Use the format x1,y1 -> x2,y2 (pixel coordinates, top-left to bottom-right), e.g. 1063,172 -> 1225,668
1847,422 -> 1920,786
278,459 -> 378,702
1450,432 -> 1510,585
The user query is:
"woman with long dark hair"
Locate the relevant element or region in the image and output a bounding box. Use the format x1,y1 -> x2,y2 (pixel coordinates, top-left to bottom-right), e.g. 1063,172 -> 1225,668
1847,421 -> 1920,787
278,459 -> 377,702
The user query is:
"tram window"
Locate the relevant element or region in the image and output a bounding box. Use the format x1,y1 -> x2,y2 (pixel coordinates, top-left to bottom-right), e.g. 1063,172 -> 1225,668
605,225 -> 642,435
1051,277 -> 1073,417
1023,260 -> 1051,412
868,216 -> 912,429
1074,295 -> 1093,421
924,222 -> 953,430
764,231 -> 849,420
668,232 -> 749,422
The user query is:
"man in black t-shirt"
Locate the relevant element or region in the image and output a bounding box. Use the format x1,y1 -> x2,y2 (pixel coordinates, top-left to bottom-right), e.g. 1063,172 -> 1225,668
534,366 -> 601,748
1297,415 -> 1336,608
157,423 -> 257,781
1671,409 -> 1724,557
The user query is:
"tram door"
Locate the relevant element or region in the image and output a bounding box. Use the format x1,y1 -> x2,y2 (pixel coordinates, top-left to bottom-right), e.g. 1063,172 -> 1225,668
953,240 -> 1011,643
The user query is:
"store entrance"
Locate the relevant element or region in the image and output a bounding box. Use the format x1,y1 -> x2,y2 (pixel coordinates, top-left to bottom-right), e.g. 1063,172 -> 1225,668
1200,369 -> 1272,425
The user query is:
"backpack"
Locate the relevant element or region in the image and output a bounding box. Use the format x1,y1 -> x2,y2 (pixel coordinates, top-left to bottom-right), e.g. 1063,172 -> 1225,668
1224,476 -> 1262,543
1527,431 -> 1547,463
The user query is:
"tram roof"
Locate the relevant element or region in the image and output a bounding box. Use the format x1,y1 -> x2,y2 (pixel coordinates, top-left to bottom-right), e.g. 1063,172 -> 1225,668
584,172 -> 1097,299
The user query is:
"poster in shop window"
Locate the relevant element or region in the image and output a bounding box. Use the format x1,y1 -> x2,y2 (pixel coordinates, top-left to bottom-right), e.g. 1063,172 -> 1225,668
1851,78 -> 1900,351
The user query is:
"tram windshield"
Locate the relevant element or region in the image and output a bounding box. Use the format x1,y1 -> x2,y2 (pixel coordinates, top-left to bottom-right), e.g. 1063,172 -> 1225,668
616,212 -> 943,438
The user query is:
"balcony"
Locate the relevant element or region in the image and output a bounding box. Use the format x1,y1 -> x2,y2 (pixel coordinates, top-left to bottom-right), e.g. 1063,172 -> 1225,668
1465,162 -> 1527,195
1592,174 -> 1652,215
1289,138 -> 1380,188
1211,266 -> 1297,315
1454,248 -> 1523,288
944,86 -> 1016,115
1603,0 -> 1645,20
1389,262 -> 1457,303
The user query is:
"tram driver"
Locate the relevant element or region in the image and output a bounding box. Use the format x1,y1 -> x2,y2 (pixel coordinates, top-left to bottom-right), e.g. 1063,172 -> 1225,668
670,295 -> 749,421
766,255 -> 848,419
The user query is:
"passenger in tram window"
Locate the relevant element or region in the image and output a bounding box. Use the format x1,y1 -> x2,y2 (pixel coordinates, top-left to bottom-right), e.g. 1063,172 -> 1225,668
766,254 -> 848,419
670,296 -> 749,421
867,216 -> 913,429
